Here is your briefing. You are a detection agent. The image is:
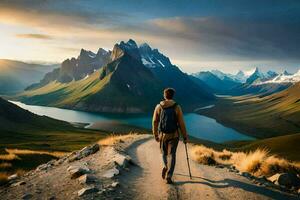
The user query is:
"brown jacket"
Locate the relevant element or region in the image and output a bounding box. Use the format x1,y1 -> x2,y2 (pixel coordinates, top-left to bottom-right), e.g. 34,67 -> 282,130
152,99 -> 188,140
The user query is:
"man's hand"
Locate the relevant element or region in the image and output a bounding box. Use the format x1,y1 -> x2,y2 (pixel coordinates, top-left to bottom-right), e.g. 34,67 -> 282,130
155,135 -> 159,142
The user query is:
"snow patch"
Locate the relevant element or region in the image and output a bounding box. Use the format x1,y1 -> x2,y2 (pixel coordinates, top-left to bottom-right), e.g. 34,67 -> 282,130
142,57 -> 155,68
88,53 -> 96,58
157,59 -> 165,67
194,105 -> 215,112
243,68 -> 257,77
256,69 -> 300,84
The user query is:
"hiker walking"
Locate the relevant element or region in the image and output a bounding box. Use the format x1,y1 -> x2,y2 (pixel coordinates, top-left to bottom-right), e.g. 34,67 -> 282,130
152,88 -> 188,184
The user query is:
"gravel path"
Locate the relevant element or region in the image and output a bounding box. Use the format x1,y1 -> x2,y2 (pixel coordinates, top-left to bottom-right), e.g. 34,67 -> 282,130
119,139 -> 298,200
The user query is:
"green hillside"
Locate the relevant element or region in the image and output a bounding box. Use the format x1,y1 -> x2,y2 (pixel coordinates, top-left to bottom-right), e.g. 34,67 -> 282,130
0,97 -> 106,152
17,53 -> 163,113
198,83 -> 300,138
231,133 -> 300,161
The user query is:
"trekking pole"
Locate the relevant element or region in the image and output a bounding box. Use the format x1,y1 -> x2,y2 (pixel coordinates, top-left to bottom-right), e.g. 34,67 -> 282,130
184,142 -> 192,179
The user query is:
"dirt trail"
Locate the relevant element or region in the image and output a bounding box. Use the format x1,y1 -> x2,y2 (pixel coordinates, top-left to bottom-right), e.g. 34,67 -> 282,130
120,139 -> 298,200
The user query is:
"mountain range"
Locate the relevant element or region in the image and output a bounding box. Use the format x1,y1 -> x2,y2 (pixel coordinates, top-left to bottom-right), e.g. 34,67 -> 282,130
192,67 -> 299,96
18,39 -> 214,113
0,59 -> 58,94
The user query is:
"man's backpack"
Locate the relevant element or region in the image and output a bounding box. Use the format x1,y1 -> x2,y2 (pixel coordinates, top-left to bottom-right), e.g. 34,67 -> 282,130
158,103 -> 178,134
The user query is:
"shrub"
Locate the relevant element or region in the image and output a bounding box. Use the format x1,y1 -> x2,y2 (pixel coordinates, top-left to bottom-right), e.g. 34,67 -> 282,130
190,145 -> 300,178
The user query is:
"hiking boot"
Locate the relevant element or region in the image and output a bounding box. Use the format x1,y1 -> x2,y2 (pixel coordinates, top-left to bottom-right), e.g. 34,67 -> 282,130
166,177 -> 173,184
162,167 -> 167,179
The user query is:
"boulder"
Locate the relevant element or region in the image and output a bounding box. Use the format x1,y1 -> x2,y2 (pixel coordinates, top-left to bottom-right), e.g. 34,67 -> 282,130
7,174 -> 18,181
111,181 -> 120,188
102,167 -> 120,178
68,166 -> 91,179
68,144 -> 99,162
268,173 -> 281,183
268,173 -> 300,188
78,174 -> 96,184
11,181 -> 26,187
256,175 -> 267,184
77,186 -> 98,197
240,172 -> 253,179
36,163 -> 51,171
113,154 -> 132,168
22,193 -> 33,200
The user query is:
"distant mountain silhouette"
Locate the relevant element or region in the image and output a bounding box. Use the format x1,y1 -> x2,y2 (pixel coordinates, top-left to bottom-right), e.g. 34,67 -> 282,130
0,59 -> 57,94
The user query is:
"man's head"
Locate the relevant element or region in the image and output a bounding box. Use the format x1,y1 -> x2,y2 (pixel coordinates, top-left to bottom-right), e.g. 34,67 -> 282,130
163,88 -> 176,100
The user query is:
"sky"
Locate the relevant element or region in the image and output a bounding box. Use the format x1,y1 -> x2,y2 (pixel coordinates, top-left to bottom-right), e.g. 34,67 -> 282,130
0,0 -> 300,74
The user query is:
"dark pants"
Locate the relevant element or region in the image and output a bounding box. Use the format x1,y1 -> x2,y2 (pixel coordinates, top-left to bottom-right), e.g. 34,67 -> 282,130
161,137 -> 179,179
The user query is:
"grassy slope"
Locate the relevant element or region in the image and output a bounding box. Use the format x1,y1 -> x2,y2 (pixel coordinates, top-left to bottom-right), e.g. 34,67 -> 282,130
17,55 -> 163,113
0,98 -> 109,179
229,133 -> 300,161
0,97 -> 108,151
198,83 -> 300,138
17,70 -> 110,108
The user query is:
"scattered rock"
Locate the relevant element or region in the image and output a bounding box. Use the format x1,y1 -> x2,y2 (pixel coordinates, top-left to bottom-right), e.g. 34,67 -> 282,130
78,174 -> 96,184
22,193 -> 33,199
98,189 -> 106,195
216,165 -> 224,169
11,181 -> 26,187
36,163 -> 52,171
277,173 -> 300,188
102,167 -> 120,178
113,153 -> 132,168
268,173 -> 281,183
78,186 -> 98,197
7,174 -> 18,181
272,173 -> 300,188
255,175 -> 267,184
68,166 -> 91,179
68,144 -> 99,162
240,172 -> 252,179
111,181 -> 120,188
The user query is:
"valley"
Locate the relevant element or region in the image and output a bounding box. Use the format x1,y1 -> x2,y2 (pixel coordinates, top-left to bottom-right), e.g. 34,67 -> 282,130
197,82 -> 300,139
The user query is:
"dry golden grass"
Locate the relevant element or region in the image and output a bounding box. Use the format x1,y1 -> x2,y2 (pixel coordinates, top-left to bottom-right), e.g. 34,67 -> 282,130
98,133 -> 139,146
191,145 -> 300,177
0,173 -> 8,185
0,162 -> 12,169
0,153 -> 20,161
5,149 -> 66,158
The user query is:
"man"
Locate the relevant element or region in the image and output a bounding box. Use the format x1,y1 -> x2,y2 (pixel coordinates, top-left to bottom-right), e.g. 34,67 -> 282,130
152,88 -> 188,184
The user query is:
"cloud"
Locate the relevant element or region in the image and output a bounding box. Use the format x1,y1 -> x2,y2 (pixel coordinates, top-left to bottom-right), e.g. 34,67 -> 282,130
0,0 -> 299,73
16,33 -> 53,40
147,16 -> 300,62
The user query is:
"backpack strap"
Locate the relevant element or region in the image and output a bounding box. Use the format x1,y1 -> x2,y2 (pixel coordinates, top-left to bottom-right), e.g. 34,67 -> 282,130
159,102 -> 177,110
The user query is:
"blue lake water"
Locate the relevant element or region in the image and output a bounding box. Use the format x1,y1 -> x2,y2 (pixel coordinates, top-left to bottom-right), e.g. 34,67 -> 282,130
11,101 -> 254,143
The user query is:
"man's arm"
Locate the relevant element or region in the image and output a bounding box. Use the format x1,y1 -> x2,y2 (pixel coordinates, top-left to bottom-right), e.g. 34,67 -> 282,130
176,105 -> 188,142
152,105 -> 160,141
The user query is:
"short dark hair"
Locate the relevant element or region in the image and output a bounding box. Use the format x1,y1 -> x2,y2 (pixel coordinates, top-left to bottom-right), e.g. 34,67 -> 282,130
164,88 -> 175,99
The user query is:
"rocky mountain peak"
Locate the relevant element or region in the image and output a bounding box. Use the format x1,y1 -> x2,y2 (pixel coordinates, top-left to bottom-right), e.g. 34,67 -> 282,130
111,44 -> 125,61
97,48 -> 108,56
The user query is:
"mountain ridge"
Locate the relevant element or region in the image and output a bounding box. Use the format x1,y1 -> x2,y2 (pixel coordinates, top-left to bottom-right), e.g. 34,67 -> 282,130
18,39 -> 214,113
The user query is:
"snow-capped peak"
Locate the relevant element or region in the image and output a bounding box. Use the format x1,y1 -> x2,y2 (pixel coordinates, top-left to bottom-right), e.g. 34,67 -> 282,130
257,69 -> 300,84
243,67 -> 257,77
